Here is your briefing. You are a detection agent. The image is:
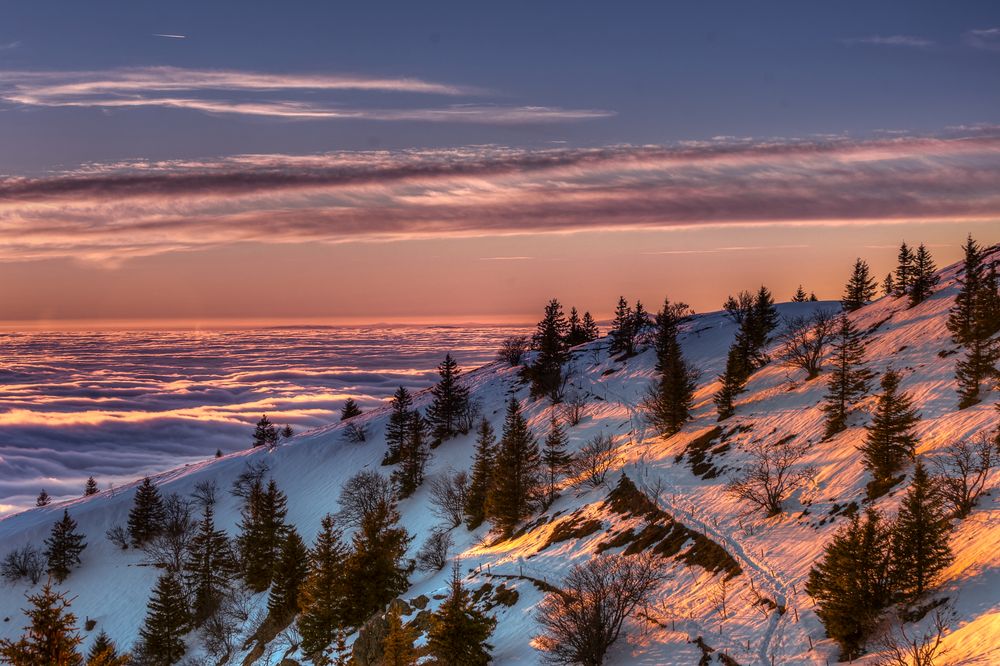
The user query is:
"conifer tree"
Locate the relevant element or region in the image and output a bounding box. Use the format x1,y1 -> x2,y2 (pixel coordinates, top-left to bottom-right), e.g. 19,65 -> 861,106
252,413 -> 279,449
392,412 -> 430,498
530,299 -> 570,399
882,272 -> 895,298
426,563 -> 496,665
299,514 -> 349,661
84,477 -> 99,497
137,570 -> 190,665
36,489 -> 51,506
427,353 -> 471,445
384,386 -> 414,465
949,237 -> 1000,408
909,243 -> 939,306
632,300 -> 651,344
955,333 -> 999,409
979,264 -> 1000,337
645,297 -> 697,436
581,311 -> 600,342
281,424 -> 294,440
0,580 -> 83,666
859,370 -> 921,484
948,235 -> 985,345
806,510 -> 893,661
238,478 -> 289,592
184,501 -> 237,624
892,460 -> 953,599
267,527 -> 310,623
608,296 -> 636,356
821,314 -> 871,438
86,630 -> 130,666
128,477 -> 166,547
464,419 -> 496,529
895,241 -> 915,296
44,509 -> 87,583
565,306 -> 586,347
792,285 -> 808,302
541,414 -> 571,505
809,292 -> 818,302
485,399 -> 542,537
714,341 -> 752,421
382,605 -> 420,666
841,258 -> 878,311
748,286 -> 779,363
340,398 -> 363,421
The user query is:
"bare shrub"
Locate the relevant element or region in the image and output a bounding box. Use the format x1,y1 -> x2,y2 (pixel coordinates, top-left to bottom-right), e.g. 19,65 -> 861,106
337,470 -> 395,528
142,492 -> 195,571
105,524 -> 129,550
563,391 -> 588,426
497,335 -> 530,366
572,433 -> 617,488
535,553 -> 664,665
1,544 -> 44,584
725,437 -> 815,516
201,587 -> 254,660
192,479 -> 218,509
872,606 -> 951,666
415,530 -> 452,572
231,460 -> 270,500
429,469 -> 469,528
343,421 -> 368,444
777,310 -> 838,380
932,432 -> 997,518
458,399 -> 482,435
723,291 -> 754,324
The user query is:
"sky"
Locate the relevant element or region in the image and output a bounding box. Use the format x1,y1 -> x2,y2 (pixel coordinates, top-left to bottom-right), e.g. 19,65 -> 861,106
1,1 -> 999,323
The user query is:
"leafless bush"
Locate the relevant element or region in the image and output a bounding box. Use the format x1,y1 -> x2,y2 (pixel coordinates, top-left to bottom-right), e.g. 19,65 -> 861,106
871,606 -> 951,666
777,310 -> 838,380
563,391 -> 588,426
497,335 -> 530,366
2,544 -> 44,584
337,470 -> 395,528
726,437 -> 816,516
192,479 -> 218,509
343,421 -> 368,444
932,432 -> 997,518
572,433 -> 617,488
231,460 -> 270,500
201,587 -> 254,660
723,291 -> 754,324
142,492 -> 195,571
711,575 -> 733,620
535,553 -> 664,665
458,399 -> 482,435
106,524 -> 129,550
429,469 -> 469,528
415,530 -> 452,572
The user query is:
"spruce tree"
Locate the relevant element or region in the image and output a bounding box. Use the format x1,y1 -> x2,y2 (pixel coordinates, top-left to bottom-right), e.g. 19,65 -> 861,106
748,286 -> 779,364
955,333 -> 999,408
841,258 -> 878,312
252,413 -> 279,449
947,235 -> 985,345
979,264 -> 1000,337
909,243 -> 939,306
714,342 -> 751,421
299,514 -> 349,661
427,353 -> 471,445
0,580 -> 83,666
44,509 -> 87,583
281,424 -> 294,440
384,386 -> 414,465
128,477 -> 166,547
950,237 -> 1000,408
859,370 -> 920,485
541,414 -> 571,505
184,501 -> 237,624
84,476 -> 99,497
86,630 -> 130,666
382,605 -> 420,666
392,412 -> 430,498
529,299 -> 570,399
806,510 -> 893,661
792,285 -> 808,302
632,300 -> 651,344
238,478 -> 289,592
565,306 -> 585,347
895,241 -> 915,297
821,314 -> 871,438
882,272 -> 895,298
608,296 -> 635,356
581,311 -> 600,342
891,460 -> 953,599
426,563 -> 496,666
464,419 -> 496,529
485,399 -> 542,537
36,489 -> 51,507
267,527 -> 310,623
138,570 -> 190,665
645,297 -> 697,436
340,398 -> 363,421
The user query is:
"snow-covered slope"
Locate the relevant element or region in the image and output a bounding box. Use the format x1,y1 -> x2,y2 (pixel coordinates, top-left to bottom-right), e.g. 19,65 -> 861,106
2,252 -> 998,665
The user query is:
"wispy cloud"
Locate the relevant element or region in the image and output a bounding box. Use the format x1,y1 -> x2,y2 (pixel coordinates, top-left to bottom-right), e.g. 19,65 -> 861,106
0,129 -> 997,263
152,33 -> 187,39
0,41 -> 20,51
844,35 -> 934,48
963,27 -> 1000,51
641,244 -> 810,256
478,256 -> 536,261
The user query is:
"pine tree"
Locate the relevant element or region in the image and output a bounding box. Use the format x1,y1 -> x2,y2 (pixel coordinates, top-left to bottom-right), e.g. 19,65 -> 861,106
909,243 -> 939,306
632,300 -> 651,344
299,514 -> 349,661
137,570 -> 190,665
36,489 -> 50,507
645,297 -> 697,436
0,580 -> 83,666
882,272 -> 895,298
84,477 -> 99,497
608,296 -> 635,356
979,264 -> 1000,337
892,461 -> 953,599
426,563 -> 496,665
950,237 -> 1000,408
821,314 -> 871,438
841,258 -> 878,312
895,241 -> 915,297
128,477 -> 166,547
714,342 -> 752,421
565,306 -> 586,347
426,353 -> 471,445
392,412 -> 430,498
541,414 -> 571,505
281,424 -> 294,440
529,299 -> 570,399
806,510 -> 893,661
948,235 -> 985,345
340,398 -> 363,421
464,419 -> 496,530
381,605 -> 420,666
252,413 -> 279,449
384,386 -> 414,465
748,286 -> 779,364
809,292 -> 818,302
485,399 -> 542,537
267,527 -> 310,623
238,478 -> 289,592
184,501 -> 237,624
86,630 -> 130,666
955,333 -> 999,408
581,311 -> 600,342
792,285 -> 808,302
44,509 -> 87,583
859,370 -> 921,484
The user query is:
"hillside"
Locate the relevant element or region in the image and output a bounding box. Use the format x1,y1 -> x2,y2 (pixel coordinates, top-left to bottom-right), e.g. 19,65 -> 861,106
1,250 -> 998,665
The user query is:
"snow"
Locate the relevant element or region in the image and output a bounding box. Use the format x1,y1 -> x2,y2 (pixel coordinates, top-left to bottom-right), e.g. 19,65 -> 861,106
1,252 -> 998,665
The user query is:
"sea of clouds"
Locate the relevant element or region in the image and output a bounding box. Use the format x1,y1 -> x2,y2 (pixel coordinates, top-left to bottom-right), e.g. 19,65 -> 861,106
0,325 -> 526,515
